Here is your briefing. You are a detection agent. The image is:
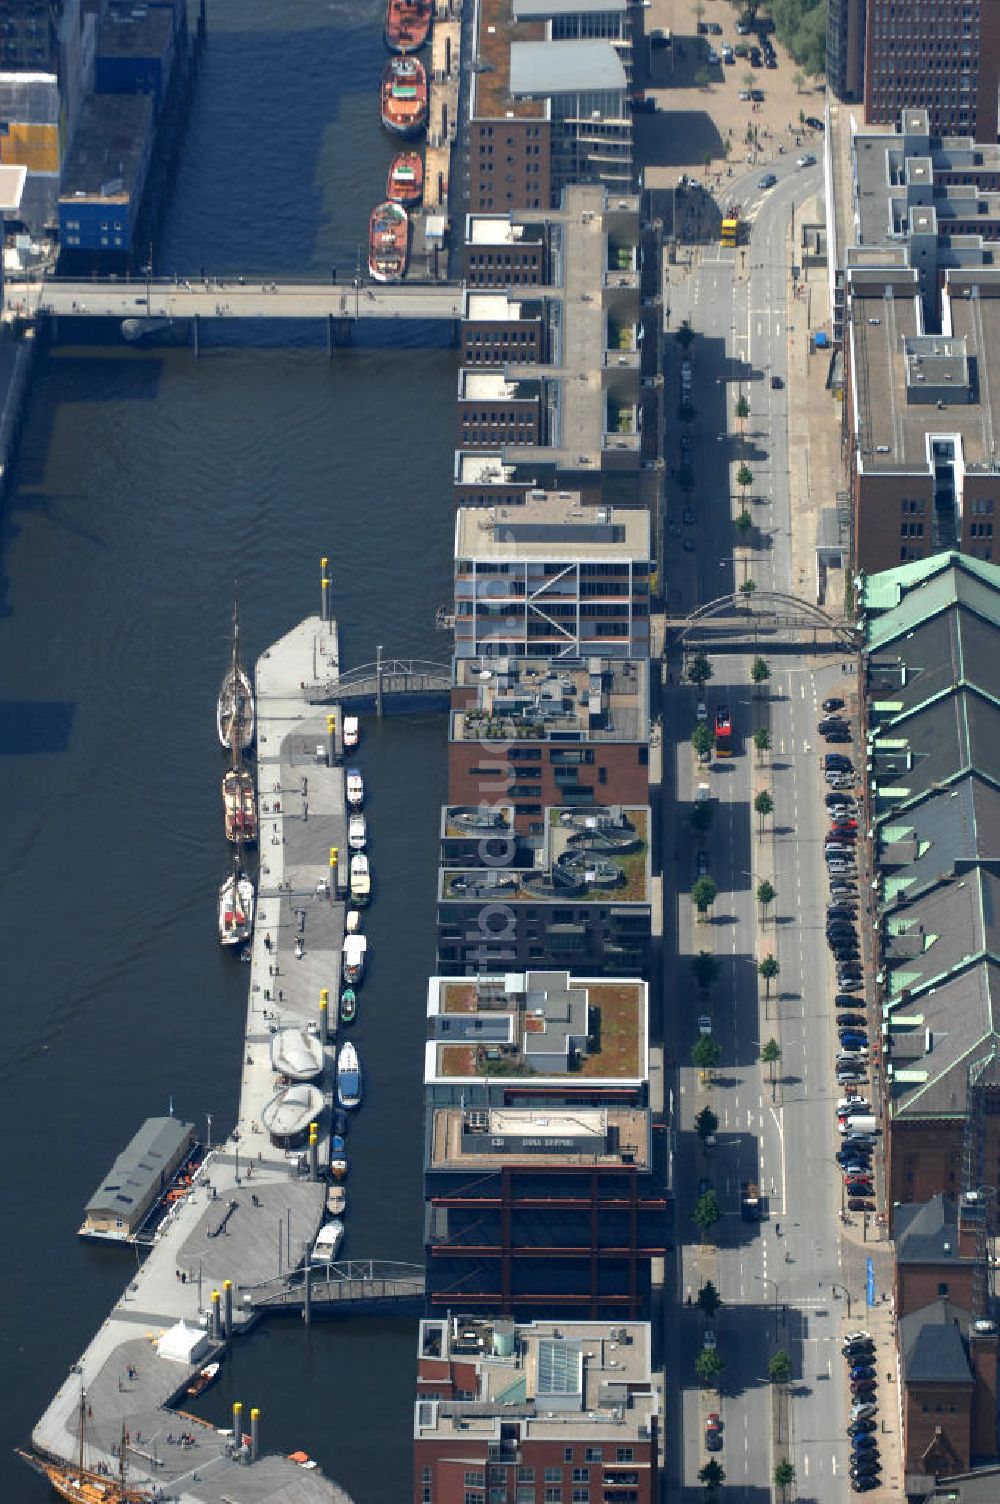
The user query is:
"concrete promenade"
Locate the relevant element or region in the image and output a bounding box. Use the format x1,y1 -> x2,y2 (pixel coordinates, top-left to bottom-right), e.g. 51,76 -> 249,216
5,277 -> 464,325
30,614 -> 355,1504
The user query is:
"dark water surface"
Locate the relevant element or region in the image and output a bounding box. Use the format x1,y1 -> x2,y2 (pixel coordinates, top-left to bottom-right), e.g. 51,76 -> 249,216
0,3 -> 454,1498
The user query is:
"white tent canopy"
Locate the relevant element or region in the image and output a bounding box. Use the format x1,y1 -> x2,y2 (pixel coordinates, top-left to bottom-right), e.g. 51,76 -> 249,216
158,1319 -> 211,1365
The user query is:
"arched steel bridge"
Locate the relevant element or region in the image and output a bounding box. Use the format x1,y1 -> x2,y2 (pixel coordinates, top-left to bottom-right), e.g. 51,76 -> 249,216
246,1259 -> 426,1314
309,658 -> 452,713
666,590 -> 859,650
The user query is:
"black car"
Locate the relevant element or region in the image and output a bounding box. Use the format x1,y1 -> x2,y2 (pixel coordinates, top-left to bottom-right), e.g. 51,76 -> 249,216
825,730 -> 852,744
764,52 -> 777,65
825,753 -> 853,769
837,1013 -> 866,1028
696,19 -> 708,31
770,374 -> 783,389
805,114 -> 825,129
826,791 -> 854,807
851,1458 -> 881,1478
823,697 -> 845,713
849,1418 -> 878,1435
851,1481 -> 878,1494
750,87 -> 765,101
836,992 -> 865,1008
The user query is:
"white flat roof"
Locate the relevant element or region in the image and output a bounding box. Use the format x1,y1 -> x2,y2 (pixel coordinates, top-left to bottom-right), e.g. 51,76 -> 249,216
466,292 -> 524,321
0,164 -> 27,213
467,216 -> 529,247
509,39 -> 627,96
460,370 -> 531,400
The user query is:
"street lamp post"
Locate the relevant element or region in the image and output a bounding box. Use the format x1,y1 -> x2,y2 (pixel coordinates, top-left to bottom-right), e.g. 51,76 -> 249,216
831,1280 -> 853,1319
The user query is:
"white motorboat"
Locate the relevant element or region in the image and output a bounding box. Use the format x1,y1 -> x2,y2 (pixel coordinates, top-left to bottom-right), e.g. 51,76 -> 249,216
346,768 -> 364,808
218,868 -> 254,947
311,1219 -> 344,1263
346,909 -> 362,935
343,715 -> 360,749
348,813 -> 367,850
342,933 -> 368,985
270,1027 -> 324,1081
350,853 -> 371,906
337,1041 -> 363,1109
327,1184 -> 346,1216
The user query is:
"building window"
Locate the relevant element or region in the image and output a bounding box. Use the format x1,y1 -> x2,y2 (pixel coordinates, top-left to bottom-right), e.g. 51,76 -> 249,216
939,1281 -> 949,1295
616,1449 -> 635,1463
571,1470 -> 589,1483
517,1467 -> 535,1483
564,1450 -> 574,1463
585,1448 -> 602,1463
544,1491 -> 562,1504
466,1473 -> 486,1488
545,1470 -> 562,1483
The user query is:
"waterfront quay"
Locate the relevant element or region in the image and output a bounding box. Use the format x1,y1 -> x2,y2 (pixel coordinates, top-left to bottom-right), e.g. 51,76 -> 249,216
29,612 -> 356,1503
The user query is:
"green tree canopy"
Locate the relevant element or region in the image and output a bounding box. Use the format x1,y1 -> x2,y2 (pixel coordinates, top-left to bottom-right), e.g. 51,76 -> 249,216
697,1279 -> 722,1317
736,462 -> 754,490
753,726 -> 772,758
735,394 -> 750,422
756,878 -> 776,917
736,509 -> 753,536
774,1458 -> 796,1496
695,1105 -> 719,1143
692,1035 -> 722,1073
692,875 -> 719,918
692,949 -> 721,991
698,1456 -> 726,1489
758,953 -> 780,997
739,577 -> 758,603
768,1349 -> 792,1385
692,723 -> 715,763
750,655 -> 771,686
687,651 -> 713,688
754,788 -> 774,837
677,319 -> 694,349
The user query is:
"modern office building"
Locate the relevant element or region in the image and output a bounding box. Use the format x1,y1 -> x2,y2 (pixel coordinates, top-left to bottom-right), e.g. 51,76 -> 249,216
827,0 -> 865,102
448,655 -> 650,832
435,802 -> 651,973
456,186 -> 649,498
422,970 -> 663,1315
843,264 -> 1000,573
468,0 -> 634,213
413,1316 -> 660,1503
453,494 -> 651,660
863,0 -> 1000,142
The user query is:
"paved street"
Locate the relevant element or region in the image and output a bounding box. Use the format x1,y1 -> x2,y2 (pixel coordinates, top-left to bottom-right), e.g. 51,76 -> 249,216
657,159 -> 890,1500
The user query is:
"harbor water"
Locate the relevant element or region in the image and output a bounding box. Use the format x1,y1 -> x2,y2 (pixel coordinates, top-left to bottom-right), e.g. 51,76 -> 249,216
0,2 -> 453,1498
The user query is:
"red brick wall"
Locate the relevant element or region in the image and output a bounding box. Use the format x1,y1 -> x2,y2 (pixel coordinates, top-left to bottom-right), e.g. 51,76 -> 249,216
854,471 -> 933,576
896,1261 -> 976,1323
414,1433 -> 656,1503
903,1381 -> 973,1477
970,1330 -> 999,1456
447,742 -> 650,833
469,119 -> 551,214
461,319 -> 543,366
457,398 -> 540,448
888,1119 -> 963,1219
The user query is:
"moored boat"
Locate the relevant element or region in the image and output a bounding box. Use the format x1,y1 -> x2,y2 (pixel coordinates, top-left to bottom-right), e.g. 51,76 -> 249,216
350,853 -> 371,906
342,933 -> 367,984
187,1360 -> 221,1397
330,1134 -> 348,1179
346,908 -> 363,934
349,812 -> 367,850
218,865 -> 254,947
17,1392 -> 153,1502
346,768 -> 365,808
343,715 -> 360,749
222,765 -> 257,844
384,0 -> 431,52
340,986 -> 357,1024
380,56 -> 428,139
337,1040 -> 363,1109
368,200 -> 410,283
328,1183 -> 346,1215
387,150 -> 424,206
311,1218 -> 345,1262
216,603 -> 255,752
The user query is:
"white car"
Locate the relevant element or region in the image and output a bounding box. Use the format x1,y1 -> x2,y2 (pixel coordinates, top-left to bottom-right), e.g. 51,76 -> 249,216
707,46 -> 719,63
698,1015 -> 713,1035
703,1328 -> 717,1349
697,701 -> 708,722
797,153 -> 816,168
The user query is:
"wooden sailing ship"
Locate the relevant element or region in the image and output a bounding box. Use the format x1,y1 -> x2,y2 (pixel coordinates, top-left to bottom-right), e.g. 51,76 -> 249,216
216,600 -> 255,752
17,1393 -> 152,1503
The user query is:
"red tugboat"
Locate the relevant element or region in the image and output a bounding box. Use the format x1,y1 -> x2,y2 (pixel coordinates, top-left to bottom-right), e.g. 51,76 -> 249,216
368,200 -> 410,282
380,56 -> 428,138
387,150 -> 424,206
384,0 -> 431,52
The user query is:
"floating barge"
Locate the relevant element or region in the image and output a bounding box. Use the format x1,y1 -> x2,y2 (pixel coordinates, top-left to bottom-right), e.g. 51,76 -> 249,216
79,1116 -> 200,1245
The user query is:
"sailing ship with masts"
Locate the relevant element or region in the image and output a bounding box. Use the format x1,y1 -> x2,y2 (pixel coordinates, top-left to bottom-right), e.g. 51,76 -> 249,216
216,601 -> 255,752
218,854 -> 254,946
17,1390 -> 153,1503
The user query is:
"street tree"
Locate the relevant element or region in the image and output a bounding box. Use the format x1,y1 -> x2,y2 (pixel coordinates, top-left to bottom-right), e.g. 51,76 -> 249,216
754,788 -> 774,836
698,1457 -> 726,1492
761,1037 -> 782,1100
692,876 -> 719,922
758,953 -> 780,998
750,655 -> 771,688
677,319 -> 694,350
739,577 -> 758,606
692,723 -> 715,763
768,1349 -> 792,1385
736,508 -> 752,536
753,726 -> 772,760
736,461 -> 754,491
692,1035 -> 722,1076
735,393 -> 750,427
692,949 -> 720,991
687,651 -> 713,688
697,1279 -> 722,1318
774,1459 -> 796,1500
695,1349 -> 726,1390
692,1190 -> 722,1244
695,1105 -> 719,1143
756,878 -> 776,922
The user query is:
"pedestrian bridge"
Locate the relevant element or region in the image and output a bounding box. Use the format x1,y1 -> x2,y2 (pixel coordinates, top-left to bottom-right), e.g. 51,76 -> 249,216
670,591 -> 859,650
248,1260 -> 425,1315
310,658 -> 452,714
7,276 -> 464,326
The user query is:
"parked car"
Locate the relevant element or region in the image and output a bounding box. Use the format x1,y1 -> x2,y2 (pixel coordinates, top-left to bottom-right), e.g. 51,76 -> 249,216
851,1479 -> 878,1493
707,46 -> 720,63
805,115 -> 825,130
758,173 -> 777,189
797,153 -> 817,167
705,1423 -> 723,1451
837,1014 -> 867,1029
750,88 -> 765,101
770,374 -> 783,388
844,1341 -> 876,1359
697,850 -> 710,876
684,506 -> 696,525
851,1401 -> 878,1419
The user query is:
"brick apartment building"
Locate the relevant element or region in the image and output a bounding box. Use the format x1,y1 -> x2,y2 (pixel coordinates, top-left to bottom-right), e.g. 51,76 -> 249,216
862,0 -> 1000,142
448,655 -> 650,833
414,1316 -> 659,1503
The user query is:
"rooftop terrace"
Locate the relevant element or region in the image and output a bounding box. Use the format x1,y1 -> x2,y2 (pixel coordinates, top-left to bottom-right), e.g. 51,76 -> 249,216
454,496 -> 650,560
428,1103 -> 649,1168
425,969 -> 648,1085
451,655 -> 649,743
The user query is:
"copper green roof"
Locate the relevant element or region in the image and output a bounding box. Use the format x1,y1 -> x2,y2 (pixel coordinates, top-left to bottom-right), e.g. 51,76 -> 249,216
863,551 -> 1000,649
